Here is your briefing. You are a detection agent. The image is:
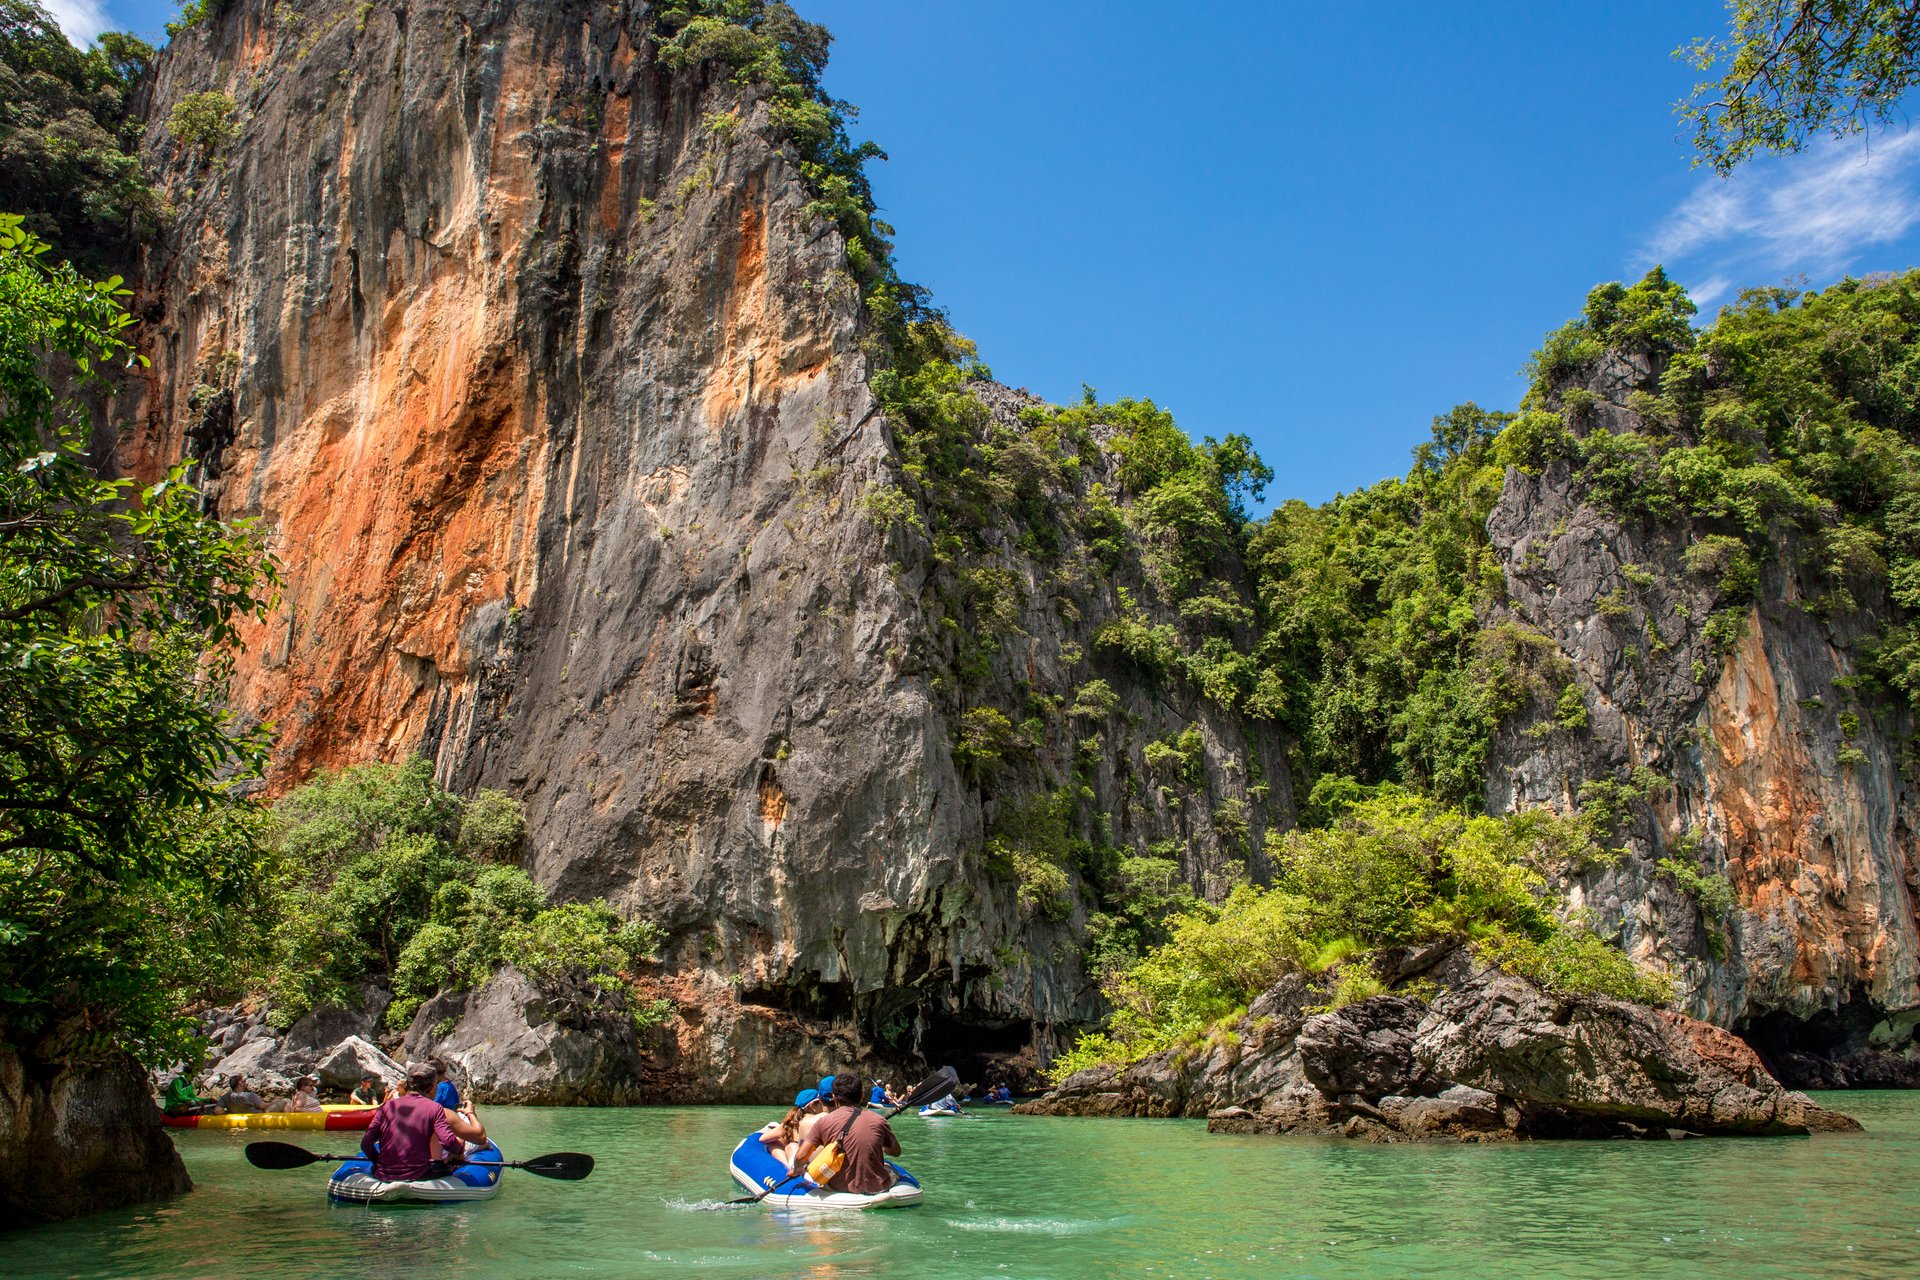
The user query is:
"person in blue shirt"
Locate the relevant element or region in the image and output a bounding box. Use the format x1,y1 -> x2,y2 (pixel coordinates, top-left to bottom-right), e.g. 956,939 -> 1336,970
869,1081 -> 888,1107
430,1056 -> 461,1110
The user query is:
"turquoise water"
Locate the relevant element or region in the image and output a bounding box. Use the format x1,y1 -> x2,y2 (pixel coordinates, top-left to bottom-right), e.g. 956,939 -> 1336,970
12,1093 -> 1920,1278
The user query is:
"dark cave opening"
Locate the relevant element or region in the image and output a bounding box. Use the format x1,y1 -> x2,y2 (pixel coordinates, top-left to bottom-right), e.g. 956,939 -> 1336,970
918,1012 -> 1035,1091
1737,990 -> 1920,1089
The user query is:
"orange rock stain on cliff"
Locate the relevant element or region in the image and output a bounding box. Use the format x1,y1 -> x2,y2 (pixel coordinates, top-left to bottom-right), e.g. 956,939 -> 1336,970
1705,608 -> 1877,991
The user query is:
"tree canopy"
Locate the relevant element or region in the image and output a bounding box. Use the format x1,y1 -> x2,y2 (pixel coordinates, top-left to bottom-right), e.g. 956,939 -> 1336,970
0,214 -> 277,1068
1681,0 -> 1920,173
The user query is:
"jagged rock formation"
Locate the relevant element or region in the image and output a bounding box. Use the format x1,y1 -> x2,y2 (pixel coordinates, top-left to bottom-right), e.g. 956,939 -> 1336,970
121,0 -> 1284,1097
0,1048 -> 190,1225
1487,351 -> 1920,1085
1019,950 -> 1863,1140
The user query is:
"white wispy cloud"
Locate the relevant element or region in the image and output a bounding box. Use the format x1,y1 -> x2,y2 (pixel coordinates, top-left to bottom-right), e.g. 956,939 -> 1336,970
1643,131 -> 1920,304
45,0 -> 111,45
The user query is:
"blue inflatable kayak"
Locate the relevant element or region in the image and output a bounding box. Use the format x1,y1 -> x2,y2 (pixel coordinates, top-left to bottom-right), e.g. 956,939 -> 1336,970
727,1132 -> 923,1210
329,1141 -> 505,1204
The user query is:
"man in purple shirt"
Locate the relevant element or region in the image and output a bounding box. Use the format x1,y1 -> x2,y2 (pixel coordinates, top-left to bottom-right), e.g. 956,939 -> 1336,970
360,1062 -> 488,1181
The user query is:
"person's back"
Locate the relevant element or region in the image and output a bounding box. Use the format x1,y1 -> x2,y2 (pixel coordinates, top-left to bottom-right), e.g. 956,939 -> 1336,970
362,1092 -> 458,1182
219,1075 -> 265,1113
818,1103 -> 898,1195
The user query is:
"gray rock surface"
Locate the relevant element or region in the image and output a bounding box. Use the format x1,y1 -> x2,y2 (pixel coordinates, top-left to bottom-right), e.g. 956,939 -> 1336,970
1017,954 -> 1861,1141
314,1037 -> 404,1091
1484,351 -> 1920,1078
0,1047 -> 190,1226
124,0 -> 1286,1097
402,968 -> 644,1105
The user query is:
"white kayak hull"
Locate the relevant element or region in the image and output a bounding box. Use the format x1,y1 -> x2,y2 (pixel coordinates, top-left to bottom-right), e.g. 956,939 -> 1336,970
329,1142 -> 505,1204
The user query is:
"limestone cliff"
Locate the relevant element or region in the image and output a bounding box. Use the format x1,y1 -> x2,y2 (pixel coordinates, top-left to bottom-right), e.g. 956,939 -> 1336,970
1487,351 -> 1920,1085
123,0 -> 1284,1096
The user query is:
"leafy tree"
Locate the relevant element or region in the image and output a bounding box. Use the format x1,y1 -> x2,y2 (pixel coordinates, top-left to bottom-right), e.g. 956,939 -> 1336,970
1680,0 -> 1920,173
0,215 -> 278,1068
0,1 -> 159,271
265,760 -> 663,1031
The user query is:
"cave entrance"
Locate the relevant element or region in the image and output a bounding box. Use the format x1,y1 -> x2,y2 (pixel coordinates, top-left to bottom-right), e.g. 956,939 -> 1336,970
918,1012 -> 1034,1092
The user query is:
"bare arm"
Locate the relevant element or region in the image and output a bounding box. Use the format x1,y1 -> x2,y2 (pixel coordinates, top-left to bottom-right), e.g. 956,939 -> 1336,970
443,1105 -> 487,1143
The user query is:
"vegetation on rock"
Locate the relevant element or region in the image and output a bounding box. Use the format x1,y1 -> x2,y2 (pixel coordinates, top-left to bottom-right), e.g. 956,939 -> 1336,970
0,1 -> 159,272
263,759 -> 665,1032
1049,790 -> 1674,1081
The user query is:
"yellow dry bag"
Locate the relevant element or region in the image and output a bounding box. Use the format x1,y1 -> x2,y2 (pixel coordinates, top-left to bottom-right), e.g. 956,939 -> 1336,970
805,1110 -> 859,1184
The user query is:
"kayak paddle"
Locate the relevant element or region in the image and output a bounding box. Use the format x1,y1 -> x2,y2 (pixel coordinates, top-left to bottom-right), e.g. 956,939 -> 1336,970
245,1141 -> 594,1180
725,1065 -> 959,1206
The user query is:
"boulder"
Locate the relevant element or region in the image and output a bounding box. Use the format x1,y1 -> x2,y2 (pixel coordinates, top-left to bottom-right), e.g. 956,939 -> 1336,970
313,1036 -> 404,1091
402,967 -> 645,1105
0,1047 -> 190,1226
1023,953 -> 1862,1142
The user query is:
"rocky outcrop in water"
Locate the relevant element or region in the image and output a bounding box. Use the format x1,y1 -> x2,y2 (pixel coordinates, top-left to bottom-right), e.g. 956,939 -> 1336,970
1017,950 -> 1862,1140
1485,351 -> 1920,1084
0,1047 -> 189,1227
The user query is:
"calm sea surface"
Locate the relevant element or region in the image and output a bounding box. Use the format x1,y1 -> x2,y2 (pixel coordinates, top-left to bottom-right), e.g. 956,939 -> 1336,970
12,1092 -> 1919,1278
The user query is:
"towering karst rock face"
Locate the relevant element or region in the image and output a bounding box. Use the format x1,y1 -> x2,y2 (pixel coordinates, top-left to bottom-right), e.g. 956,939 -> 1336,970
124,0 -> 1283,1096
114,0 -> 1914,1095
1486,351 -> 1920,1085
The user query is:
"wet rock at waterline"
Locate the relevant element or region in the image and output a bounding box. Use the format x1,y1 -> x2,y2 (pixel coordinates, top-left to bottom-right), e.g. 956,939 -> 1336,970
0,1048 -> 189,1227
1018,953 -> 1862,1141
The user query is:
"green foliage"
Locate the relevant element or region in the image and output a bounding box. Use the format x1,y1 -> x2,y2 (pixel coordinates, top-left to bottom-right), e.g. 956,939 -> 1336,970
0,218 -> 278,1068
0,3 -> 159,271
952,707 -> 1017,778
1246,403 -> 1544,810
1052,792 -> 1672,1075
166,90 -> 238,160
1680,0 -> 1920,173
264,761 -> 660,1031
166,0 -> 234,36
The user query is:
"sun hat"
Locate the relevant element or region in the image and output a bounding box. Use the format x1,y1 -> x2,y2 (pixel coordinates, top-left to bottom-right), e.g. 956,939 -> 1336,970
793,1088 -> 820,1107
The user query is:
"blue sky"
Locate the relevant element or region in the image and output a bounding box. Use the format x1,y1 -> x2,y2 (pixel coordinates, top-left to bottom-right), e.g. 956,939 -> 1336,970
54,1 -> 1920,506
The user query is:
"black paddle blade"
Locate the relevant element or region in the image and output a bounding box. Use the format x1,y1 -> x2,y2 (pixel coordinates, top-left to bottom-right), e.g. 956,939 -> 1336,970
889,1066 -> 961,1116
518,1152 -> 594,1181
244,1141 -> 327,1170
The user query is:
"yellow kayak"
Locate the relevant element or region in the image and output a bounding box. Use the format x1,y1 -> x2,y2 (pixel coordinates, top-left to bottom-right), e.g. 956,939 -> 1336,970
163,1104 -> 376,1131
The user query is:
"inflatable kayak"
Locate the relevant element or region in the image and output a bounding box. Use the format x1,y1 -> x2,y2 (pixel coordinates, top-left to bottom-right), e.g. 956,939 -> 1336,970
164,1104 -> 375,1131
918,1105 -> 971,1118
727,1133 -> 922,1211
329,1141 -> 505,1204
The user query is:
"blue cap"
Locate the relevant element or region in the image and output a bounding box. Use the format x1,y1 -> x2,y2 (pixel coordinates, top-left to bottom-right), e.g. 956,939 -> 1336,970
793,1088 -> 820,1107
818,1075 -> 835,1096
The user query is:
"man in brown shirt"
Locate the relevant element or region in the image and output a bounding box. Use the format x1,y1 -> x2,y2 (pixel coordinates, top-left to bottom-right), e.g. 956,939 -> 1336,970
794,1073 -> 901,1195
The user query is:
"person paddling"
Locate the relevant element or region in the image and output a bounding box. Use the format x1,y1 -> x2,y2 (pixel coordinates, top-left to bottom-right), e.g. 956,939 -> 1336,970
361,1062 -> 488,1182
791,1074 -> 900,1195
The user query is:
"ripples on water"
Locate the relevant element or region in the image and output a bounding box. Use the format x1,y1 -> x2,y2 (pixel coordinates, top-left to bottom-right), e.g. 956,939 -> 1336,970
11,1093 -> 1919,1278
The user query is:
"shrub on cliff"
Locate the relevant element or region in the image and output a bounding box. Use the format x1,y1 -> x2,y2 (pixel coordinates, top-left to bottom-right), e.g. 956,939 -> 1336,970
0,2 -> 160,272
0,215 -> 279,1069
1048,790 -> 1672,1081
263,759 -> 663,1031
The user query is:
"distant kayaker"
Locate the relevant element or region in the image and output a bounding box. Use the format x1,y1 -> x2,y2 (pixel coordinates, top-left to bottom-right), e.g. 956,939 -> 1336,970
361,1062 -> 489,1182
350,1073 -> 381,1106
868,1080 -> 899,1107
793,1074 -> 901,1195
286,1075 -> 323,1112
160,1074 -> 216,1117
431,1055 -> 462,1110
218,1074 -> 266,1114
985,1083 -> 1012,1103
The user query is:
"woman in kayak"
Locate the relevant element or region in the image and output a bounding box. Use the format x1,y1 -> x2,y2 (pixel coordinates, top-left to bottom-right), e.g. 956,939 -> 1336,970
759,1088 -> 823,1171
360,1062 -> 489,1181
